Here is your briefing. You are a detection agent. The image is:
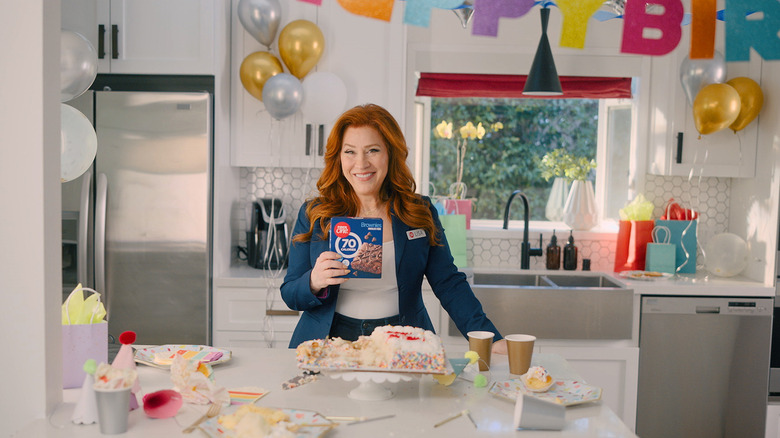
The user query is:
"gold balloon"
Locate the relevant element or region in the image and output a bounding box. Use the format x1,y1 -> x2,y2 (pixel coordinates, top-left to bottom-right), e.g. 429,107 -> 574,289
278,20 -> 324,80
727,77 -> 764,133
240,51 -> 283,101
692,83 -> 741,136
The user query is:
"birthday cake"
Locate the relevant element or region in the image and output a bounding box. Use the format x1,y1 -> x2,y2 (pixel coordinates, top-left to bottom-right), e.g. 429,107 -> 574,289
296,325 -> 447,373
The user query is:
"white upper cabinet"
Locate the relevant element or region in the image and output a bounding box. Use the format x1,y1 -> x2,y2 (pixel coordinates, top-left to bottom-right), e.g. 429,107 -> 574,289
230,0 -> 404,168
229,0 -> 320,168
61,0 -> 215,75
646,13 -> 762,178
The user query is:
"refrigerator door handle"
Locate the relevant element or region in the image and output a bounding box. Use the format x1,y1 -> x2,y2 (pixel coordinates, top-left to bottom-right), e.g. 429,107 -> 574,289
95,173 -> 108,318
77,171 -> 92,287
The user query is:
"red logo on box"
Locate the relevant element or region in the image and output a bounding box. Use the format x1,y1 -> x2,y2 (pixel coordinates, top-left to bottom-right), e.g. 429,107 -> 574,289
334,222 -> 350,238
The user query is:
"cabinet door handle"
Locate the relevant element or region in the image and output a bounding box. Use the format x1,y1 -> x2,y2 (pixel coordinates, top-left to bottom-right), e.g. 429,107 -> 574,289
98,24 -> 106,59
318,124 -> 325,156
111,25 -> 119,59
266,309 -> 299,317
305,124 -> 312,156
676,132 -> 683,164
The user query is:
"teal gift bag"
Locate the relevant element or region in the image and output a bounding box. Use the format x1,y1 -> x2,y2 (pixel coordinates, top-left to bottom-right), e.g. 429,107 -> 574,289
655,219 -> 697,274
645,226 -> 676,274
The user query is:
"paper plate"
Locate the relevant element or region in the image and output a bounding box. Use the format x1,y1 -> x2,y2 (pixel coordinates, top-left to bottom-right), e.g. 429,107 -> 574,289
489,378 -> 602,406
199,407 -> 335,437
618,270 -> 673,281
134,345 -> 232,368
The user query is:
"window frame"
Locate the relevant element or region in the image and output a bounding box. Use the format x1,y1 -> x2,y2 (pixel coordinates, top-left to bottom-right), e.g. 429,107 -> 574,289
416,94 -> 638,227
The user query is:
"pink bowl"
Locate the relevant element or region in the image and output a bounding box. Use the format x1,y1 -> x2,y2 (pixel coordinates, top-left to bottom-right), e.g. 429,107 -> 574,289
143,389 -> 183,419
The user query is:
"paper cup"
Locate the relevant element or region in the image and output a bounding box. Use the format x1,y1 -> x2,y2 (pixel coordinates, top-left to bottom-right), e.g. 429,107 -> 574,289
94,386 -> 131,434
506,334 -> 536,375
467,331 -> 494,371
514,393 -> 566,430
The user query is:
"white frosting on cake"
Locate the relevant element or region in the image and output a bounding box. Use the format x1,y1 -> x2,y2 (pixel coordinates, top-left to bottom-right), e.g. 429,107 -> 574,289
296,325 -> 446,372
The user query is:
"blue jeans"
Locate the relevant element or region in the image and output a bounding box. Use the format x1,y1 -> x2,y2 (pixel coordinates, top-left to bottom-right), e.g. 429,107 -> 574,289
329,313 -> 402,341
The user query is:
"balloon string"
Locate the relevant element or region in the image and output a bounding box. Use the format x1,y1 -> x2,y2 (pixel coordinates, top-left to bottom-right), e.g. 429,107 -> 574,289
736,131 -> 744,168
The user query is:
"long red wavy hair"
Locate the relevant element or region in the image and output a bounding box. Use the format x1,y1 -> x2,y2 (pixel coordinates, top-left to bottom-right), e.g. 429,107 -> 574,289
294,104 -> 439,246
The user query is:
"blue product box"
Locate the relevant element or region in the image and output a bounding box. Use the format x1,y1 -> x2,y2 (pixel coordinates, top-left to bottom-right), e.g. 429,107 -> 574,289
330,217 -> 383,278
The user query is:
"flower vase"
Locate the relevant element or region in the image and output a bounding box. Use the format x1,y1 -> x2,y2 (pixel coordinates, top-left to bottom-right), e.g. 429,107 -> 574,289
545,177 -> 569,222
562,180 -> 598,230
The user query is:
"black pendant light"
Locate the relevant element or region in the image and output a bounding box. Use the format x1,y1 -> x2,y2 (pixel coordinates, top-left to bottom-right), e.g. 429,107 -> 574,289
523,7 -> 563,96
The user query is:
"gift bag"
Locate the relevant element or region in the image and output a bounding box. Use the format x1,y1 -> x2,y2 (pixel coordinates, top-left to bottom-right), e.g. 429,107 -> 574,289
645,226 -> 677,274
439,214 -> 467,269
655,219 -> 697,274
613,220 -> 655,272
442,199 -> 472,230
62,286 -> 108,389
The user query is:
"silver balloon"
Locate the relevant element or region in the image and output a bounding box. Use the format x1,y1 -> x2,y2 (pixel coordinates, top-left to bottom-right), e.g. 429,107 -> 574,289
61,104 -> 97,182
679,51 -> 726,107
262,73 -> 303,120
61,30 -> 98,102
238,0 -> 282,48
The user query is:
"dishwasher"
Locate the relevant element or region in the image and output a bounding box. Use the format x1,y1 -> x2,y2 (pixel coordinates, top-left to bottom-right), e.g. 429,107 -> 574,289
636,296 -> 772,438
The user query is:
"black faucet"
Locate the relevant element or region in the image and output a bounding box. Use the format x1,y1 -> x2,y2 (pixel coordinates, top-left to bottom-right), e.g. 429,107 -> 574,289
502,190 -> 543,269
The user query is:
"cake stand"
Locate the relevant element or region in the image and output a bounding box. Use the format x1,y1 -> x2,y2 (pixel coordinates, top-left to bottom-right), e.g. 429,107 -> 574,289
327,371 -> 415,401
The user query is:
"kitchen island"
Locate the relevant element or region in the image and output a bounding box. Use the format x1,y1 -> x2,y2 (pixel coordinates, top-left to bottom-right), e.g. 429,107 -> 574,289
17,348 -> 636,437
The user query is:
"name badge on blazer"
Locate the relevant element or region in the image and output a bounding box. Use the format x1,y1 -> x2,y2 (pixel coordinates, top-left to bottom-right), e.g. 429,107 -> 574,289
407,229 -> 426,240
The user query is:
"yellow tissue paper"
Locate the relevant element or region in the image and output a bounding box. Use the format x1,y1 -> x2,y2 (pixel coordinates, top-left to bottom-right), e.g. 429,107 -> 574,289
619,194 -> 654,221
62,284 -> 106,325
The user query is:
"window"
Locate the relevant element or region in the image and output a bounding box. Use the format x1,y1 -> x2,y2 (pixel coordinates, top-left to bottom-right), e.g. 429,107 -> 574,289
415,74 -> 637,225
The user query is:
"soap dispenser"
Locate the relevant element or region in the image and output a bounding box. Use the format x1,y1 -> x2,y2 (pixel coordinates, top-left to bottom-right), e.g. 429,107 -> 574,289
563,231 -> 578,270
546,230 -> 561,270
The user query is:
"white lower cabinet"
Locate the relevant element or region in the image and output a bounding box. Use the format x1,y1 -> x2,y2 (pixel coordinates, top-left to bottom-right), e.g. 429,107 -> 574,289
767,403 -> 780,438
540,345 -> 638,432
213,285 -> 300,349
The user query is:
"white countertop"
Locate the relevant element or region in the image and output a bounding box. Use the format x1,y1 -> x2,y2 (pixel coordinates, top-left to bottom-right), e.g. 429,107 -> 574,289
217,264 -> 776,297
18,349 -> 636,438
612,271 -> 775,297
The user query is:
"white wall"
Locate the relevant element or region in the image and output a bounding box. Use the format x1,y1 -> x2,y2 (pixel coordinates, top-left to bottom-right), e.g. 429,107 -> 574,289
731,61 -> 780,285
0,1 -> 63,436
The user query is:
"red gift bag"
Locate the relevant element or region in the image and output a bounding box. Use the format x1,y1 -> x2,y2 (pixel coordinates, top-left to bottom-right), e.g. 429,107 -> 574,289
613,220 -> 655,272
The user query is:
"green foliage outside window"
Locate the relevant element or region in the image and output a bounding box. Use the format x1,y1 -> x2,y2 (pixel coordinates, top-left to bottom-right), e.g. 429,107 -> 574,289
429,97 -> 599,221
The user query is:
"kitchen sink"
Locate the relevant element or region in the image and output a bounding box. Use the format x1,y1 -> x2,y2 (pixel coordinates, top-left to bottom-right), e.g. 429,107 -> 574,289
472,273 -> 554,287
545,274 -> 624,288
452,271 -> 634,340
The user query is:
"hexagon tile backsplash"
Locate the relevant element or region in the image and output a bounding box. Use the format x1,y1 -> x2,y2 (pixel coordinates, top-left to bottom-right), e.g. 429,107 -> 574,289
238,168 -> 729,272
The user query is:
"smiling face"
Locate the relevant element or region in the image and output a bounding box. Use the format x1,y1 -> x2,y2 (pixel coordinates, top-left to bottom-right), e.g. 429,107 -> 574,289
340,126 -> 389,203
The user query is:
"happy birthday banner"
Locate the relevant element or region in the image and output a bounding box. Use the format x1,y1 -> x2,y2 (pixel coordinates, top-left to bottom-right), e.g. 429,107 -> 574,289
297,0 -> 780,61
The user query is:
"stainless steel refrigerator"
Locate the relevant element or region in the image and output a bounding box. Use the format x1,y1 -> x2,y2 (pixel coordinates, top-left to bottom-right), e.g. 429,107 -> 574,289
62,76 -> 213,346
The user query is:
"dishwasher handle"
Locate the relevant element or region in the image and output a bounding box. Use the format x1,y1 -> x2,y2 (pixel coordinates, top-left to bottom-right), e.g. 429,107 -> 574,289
695,306 -> 720,314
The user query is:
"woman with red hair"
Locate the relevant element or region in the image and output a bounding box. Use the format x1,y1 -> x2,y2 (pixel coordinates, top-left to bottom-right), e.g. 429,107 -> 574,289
282,104 -> 505,353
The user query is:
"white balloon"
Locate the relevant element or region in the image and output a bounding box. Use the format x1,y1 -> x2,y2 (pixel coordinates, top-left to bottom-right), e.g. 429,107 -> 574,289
61,104 -> 97,182
61,30 -> 98,102
704,232 -> 749,277
300,72 -> 348,125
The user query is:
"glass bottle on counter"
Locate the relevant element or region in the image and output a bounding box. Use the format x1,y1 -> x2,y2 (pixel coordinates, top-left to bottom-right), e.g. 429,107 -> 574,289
563,231 -> 578,270
546,230 -> 561,270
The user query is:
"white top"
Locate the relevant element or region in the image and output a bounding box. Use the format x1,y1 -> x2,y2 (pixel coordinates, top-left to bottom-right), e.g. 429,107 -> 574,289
23,350 -> 638,437
336,240 -> 399,319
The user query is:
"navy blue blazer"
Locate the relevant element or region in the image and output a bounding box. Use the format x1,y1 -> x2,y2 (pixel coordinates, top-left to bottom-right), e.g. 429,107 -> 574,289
280,197 -> 502,348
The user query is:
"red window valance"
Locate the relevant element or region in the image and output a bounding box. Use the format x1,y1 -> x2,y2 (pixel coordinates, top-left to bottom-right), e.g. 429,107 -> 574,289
416,73 -> 633,99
